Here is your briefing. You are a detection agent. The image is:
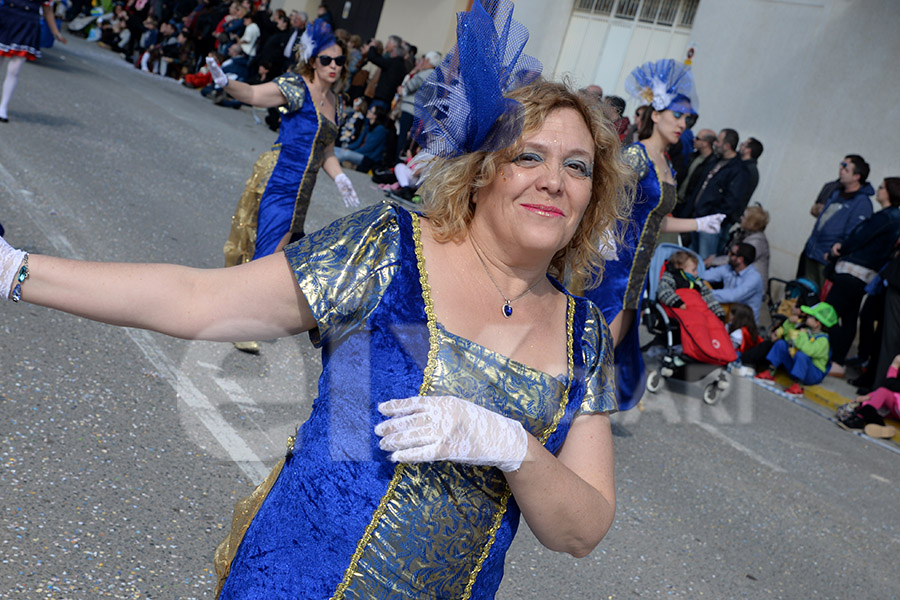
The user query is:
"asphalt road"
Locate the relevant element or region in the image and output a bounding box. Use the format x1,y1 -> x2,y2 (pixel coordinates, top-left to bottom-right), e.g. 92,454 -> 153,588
1,38 -> 899,599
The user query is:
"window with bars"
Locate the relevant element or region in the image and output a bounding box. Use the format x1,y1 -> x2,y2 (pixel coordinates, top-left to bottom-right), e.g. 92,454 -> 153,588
615,0 -> 641,19
680,0 -> 699,26
574,0 -> 699,28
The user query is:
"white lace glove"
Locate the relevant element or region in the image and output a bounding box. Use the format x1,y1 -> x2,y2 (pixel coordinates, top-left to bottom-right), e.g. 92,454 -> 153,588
0,235 -> 27,301
334,173 -> 360,208
696,213 -> 726,234
205,56 -> 229,88
375,396 -> 529,472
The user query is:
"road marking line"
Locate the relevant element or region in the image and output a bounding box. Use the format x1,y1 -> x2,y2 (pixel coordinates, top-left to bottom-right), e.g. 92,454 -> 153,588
695,421 -> 786,473
4,162 -> 268,483
127,330 -> 270,482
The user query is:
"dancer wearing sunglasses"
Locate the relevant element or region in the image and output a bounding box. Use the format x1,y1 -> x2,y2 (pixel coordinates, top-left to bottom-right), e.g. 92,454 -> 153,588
585,59 -> 724,410
207,18 -> 360,353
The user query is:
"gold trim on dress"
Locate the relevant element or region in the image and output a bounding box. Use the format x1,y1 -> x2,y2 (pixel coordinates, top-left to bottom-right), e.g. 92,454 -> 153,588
461,295 -> 574,598
623,156 -> 674,310
330,212 -> 439,599
213,456 -> 287,598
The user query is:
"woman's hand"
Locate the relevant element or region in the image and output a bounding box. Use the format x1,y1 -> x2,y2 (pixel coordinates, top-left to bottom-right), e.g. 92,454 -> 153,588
0,235 -> 27,300
891,354 -> 900,369
55,32 -> 68,44
206,56 -> 229,88
375,396 -> 528,472
334,173 -> 360,208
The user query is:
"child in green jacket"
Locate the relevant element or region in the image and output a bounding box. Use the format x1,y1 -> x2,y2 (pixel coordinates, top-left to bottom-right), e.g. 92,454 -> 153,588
755,302 -> 838,395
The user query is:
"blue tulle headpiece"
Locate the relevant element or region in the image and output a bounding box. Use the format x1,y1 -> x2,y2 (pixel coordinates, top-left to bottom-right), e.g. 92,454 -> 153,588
624,59 -> 698,114
297,19 -> 336,63
413,0 -> 542,158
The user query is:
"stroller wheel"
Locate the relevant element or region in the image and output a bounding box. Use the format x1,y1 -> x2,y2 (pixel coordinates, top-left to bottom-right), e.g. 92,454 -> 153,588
703,383 -> 719,405
646,369 -> 663,393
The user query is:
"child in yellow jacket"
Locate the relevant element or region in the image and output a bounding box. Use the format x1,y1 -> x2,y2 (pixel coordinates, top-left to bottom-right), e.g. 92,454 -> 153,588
755,302 -> 838,395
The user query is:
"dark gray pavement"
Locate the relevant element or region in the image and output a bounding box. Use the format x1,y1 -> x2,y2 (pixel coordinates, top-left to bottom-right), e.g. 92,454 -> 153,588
1,37 -> 899,599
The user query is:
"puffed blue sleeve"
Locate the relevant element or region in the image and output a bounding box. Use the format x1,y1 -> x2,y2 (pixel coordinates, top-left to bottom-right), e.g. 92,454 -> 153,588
283,204 -> 403,347
273,72 -> 307,113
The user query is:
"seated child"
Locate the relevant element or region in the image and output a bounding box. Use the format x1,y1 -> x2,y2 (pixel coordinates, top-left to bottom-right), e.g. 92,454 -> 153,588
657,250 -> 726,321
835,353 -> 900,439
728,302 -> 762,353
755,301 -> 837,395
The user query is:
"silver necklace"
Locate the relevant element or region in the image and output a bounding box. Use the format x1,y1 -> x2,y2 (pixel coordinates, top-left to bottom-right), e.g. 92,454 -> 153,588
470,236 -> 544,318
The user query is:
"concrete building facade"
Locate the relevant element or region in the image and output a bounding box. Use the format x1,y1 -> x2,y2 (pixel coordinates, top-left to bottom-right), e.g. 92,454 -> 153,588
272,0 -> 899,282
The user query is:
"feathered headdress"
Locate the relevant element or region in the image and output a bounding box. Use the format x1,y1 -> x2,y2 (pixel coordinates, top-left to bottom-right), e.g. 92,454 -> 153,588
296,18 -> 336,64
412,0 -> 542,158
624,59 -> 698,114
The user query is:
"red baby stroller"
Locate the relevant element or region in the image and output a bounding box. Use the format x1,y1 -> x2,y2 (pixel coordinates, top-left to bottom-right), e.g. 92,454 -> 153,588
641,243 -> 735,404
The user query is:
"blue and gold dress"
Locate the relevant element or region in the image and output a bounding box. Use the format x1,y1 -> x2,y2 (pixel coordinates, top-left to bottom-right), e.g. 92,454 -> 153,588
223,73 -> 342,266
214,203 -> 616,599
585,142 -> 676,410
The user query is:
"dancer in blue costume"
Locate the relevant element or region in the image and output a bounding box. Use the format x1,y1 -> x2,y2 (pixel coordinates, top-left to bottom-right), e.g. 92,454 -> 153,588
0,2 -> 631,597
0,0 -> 66,122
211,19 -> 360,353
585,59 -> 724,410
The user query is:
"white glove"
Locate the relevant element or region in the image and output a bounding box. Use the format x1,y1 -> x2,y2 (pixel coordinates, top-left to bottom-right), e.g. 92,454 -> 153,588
375,395 -> 529,472
598,229 -> 618,261
205,56 -> 229,88
696,213 -> 726,234
0,235 -> 27,301
334,173 -> 360,208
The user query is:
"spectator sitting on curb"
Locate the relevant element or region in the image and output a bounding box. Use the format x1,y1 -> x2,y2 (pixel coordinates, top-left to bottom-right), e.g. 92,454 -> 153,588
836,353 -> 900,439
755,302 -> 837,396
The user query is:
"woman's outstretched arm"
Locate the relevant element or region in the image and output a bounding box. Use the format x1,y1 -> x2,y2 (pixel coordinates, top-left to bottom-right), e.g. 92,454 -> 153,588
9,252 -> 316,342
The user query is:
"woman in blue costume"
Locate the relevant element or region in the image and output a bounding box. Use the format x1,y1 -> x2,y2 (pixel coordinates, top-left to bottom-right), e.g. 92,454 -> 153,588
585,59 -> 724,410
0,0 -> 66,122
0,2 -> 630,597
210,19 -> 360,352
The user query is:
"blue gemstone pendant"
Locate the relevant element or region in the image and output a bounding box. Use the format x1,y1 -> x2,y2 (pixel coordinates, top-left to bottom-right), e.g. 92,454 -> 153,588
502,302 -> 513,318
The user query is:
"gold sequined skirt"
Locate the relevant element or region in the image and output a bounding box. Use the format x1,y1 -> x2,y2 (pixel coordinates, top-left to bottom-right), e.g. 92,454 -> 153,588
223,149 -> 280,267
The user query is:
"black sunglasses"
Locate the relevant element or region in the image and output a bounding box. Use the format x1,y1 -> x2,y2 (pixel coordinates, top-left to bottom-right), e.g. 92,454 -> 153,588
317,55 -> 346,67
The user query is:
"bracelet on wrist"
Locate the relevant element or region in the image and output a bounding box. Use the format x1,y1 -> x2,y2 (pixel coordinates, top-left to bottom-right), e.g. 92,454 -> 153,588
11,253 -> 29,303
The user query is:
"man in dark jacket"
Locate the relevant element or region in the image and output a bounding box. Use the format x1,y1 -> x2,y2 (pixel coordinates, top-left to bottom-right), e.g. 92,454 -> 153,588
738,137 -> 763,208
675,128 -> 716,217
689,128 -> 750,258
799,154 -> 874,288
363,35 -> 409,108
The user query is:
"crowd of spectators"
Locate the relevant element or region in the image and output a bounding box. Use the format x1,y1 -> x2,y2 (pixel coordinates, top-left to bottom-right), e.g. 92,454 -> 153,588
65,2 -> 900,411
70,0 -> 441,169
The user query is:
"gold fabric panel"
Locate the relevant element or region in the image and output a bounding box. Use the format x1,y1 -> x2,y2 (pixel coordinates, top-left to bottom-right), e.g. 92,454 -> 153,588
223,149 -> 280,267
622,144 -> 649,180
213,456 -> 286,598
285,206 -> 402,348
579,303 -> 617,414
335,215 -> 576,599
274,72 -> 306,113
623,167 -> 677,310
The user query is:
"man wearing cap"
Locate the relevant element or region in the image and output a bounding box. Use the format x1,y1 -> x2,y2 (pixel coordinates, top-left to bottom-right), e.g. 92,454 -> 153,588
756,302 -> 838,395
704,242 -> 764,321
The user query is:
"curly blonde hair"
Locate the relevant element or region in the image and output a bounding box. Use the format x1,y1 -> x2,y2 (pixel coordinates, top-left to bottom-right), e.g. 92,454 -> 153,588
420,78 -> 634,288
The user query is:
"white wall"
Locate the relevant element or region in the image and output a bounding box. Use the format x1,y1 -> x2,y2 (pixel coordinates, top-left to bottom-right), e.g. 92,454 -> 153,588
375,0 -> 469,55
513,0 -> 575,77
689,0 -> 900,281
